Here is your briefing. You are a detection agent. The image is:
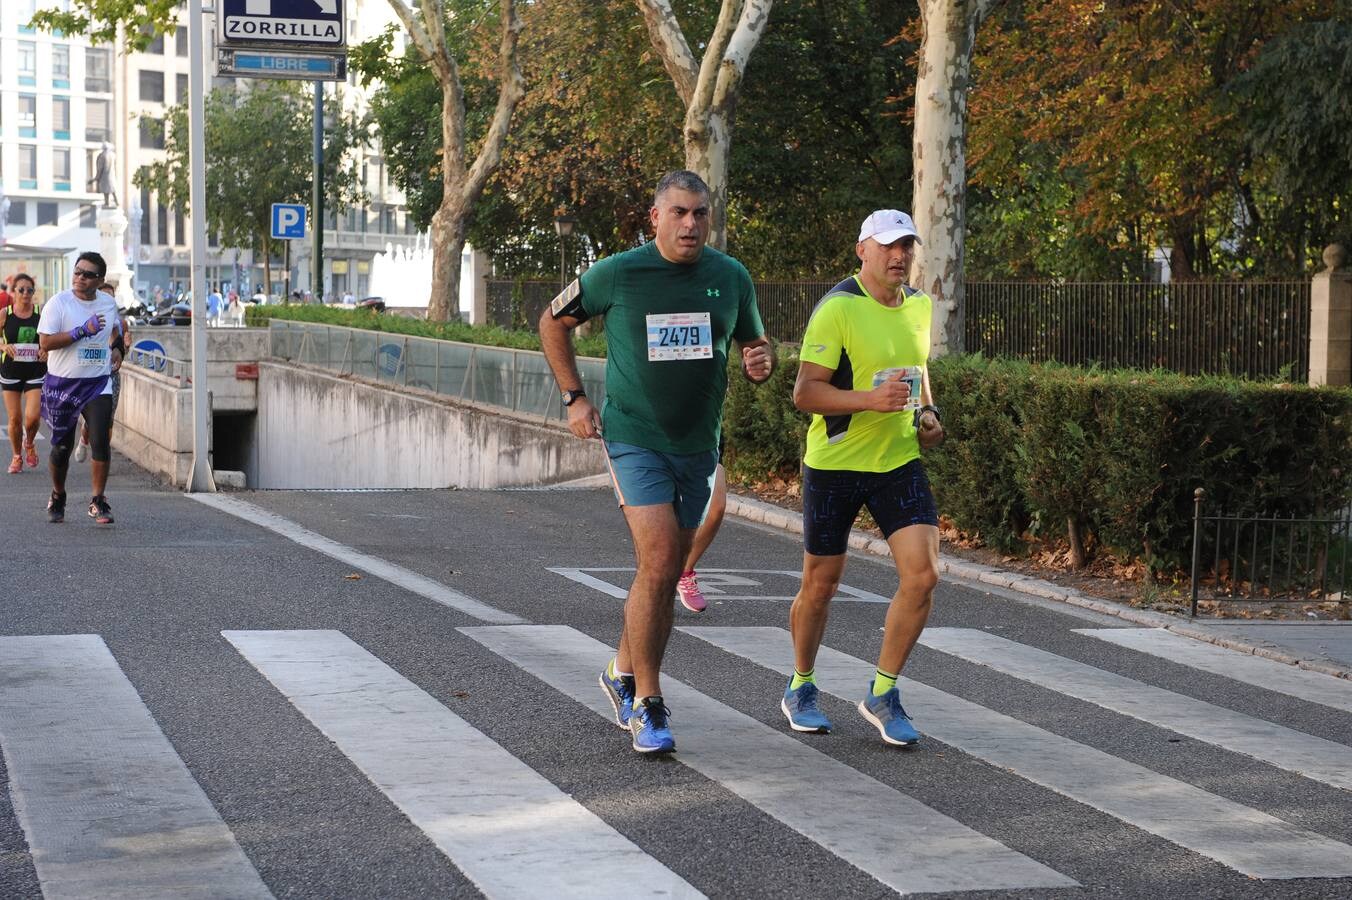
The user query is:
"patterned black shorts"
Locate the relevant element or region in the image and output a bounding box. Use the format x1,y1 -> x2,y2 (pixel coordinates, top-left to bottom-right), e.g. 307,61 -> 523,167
802,459 -> 939,556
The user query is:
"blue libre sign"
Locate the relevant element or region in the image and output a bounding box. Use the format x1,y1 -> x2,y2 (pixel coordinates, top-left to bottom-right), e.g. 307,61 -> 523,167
233,52 -> 342,78
220,0 -> 344,47
271,203 -> 307,240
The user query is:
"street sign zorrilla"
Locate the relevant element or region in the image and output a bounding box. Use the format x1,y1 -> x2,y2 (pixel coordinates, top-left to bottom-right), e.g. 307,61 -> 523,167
220,0 -> 345,47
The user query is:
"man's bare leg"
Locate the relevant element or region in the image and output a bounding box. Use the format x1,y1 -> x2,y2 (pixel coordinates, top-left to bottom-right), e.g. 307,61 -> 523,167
789,552 -> 848,674
614,502 -> 694,699
876,524 -> 940,676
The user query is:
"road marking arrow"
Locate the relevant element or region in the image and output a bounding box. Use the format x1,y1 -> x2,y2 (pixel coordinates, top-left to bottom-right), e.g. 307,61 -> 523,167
244,0 -> 338,14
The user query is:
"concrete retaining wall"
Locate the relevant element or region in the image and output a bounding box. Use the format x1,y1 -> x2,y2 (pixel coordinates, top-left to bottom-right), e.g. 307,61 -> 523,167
126,326 -> 266,412
254,361 -> 607,489
112,366 -> 203,486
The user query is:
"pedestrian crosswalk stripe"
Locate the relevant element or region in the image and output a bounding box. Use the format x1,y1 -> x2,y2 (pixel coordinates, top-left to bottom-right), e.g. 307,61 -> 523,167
460,624 -> 1076,895
920,628 -> 1352,793
680,626 -> 1352,880
548,567 -> 892,603
0,635 -> 272,900
1076,628 -> 1352,716
224,629 -> 700,900
189,494 -> 524,625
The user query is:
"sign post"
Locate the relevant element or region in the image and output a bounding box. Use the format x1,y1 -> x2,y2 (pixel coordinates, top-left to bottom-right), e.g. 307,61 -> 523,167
186,0 -> 215,493
181,0 -> 346,491
313,83 -> 324,305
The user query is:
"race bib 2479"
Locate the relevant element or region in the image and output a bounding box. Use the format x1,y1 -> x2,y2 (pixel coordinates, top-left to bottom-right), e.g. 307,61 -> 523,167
646,312 -> 712,361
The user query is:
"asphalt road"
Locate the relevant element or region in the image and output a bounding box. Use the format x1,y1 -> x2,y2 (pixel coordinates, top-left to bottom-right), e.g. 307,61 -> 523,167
3,453 -> 1352,899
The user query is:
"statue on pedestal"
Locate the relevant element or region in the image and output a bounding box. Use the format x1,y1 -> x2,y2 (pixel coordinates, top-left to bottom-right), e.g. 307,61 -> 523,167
88,142 -> 119,209
81,137 -> 136,309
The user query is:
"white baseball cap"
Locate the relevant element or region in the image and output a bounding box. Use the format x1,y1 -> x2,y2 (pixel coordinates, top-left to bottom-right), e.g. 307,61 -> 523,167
857,209 -> 921,245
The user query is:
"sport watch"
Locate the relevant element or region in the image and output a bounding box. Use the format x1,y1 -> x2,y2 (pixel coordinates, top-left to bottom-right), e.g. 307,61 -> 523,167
561,388 -> 587,407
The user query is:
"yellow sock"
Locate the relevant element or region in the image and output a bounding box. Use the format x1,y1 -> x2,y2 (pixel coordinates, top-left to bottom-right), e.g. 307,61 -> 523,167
871,669 -> 898,697
789,669 -> 815,690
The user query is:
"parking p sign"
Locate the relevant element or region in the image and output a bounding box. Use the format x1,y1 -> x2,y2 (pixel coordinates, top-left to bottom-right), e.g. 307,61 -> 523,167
271,203 -> 307,240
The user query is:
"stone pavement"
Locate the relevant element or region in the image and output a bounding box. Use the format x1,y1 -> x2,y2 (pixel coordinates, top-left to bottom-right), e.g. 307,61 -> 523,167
726,492 -> 1352,680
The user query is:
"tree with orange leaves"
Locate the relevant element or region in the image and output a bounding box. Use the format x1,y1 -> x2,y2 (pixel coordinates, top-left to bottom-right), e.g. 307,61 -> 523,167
968,0 -> 1342,280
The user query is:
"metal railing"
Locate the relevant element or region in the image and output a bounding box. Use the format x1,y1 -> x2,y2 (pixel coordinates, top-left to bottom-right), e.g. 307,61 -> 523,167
268,320 -> 606,423
488,276 -> 1315,378
486,278 -> 835,344
125,348 -> 192,382
486,280 -> 558,331
755,281 -> 835,343
1189,488 -> 1352,616
967,281 -> 1311,381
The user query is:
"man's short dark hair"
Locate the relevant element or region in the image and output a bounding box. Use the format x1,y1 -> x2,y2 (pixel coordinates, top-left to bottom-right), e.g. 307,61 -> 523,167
76,251 -> 108,279
654,170 -> 710,206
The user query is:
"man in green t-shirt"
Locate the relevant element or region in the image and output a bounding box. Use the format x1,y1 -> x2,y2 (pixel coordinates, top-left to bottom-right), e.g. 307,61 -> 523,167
781,209 -> 946,747
540,170 -> 773,755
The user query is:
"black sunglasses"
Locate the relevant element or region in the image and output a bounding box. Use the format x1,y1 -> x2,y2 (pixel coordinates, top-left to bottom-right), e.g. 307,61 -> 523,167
73,268 -> 102,279
14,286 -> 35,294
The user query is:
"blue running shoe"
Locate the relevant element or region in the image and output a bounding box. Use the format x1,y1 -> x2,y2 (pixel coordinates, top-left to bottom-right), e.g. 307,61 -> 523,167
781,681 -> 832,733
858,685 -> 921,746
598,666 -> 636,729
629,696 -> 676,754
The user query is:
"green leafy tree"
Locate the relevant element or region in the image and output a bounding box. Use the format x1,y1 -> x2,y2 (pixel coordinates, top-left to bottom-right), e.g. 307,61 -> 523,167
28,0 -> 177,50
35,0 -> 526,322
137,82 -> 367,295
375,0 -> 525,322
967,0 -> 1338,280
360,0 -> 924,281
730,0 -> 920,278
1227,4 -> 1352,263
353,0 -> 682,276
637,0 -> 775,251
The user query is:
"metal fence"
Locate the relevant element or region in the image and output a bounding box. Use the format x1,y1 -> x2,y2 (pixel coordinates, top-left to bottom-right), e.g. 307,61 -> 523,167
1189,489 -> 1352,616
268,320 -> 607,423
755,281 -> 835,343
486,280 -> 561,331
125,348 -> 192,382
486,278 -> 834,344
966,281 -> 1311,381
487,277 -> 1313,379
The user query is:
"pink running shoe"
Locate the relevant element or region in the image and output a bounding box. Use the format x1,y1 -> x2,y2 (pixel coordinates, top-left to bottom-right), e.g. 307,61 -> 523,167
677,570 -> 708,613
23,441 -> 38,469
7,455 -> 20,475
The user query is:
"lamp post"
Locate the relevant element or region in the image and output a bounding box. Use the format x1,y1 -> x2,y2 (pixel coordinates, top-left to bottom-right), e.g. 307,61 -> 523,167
553,214 -> 578,292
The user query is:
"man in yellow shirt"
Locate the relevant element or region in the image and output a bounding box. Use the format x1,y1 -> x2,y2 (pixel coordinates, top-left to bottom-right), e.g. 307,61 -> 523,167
783,210 -> 945,746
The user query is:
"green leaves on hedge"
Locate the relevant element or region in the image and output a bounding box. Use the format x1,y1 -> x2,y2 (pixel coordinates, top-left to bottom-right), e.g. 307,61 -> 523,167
722,352 -> 1352,570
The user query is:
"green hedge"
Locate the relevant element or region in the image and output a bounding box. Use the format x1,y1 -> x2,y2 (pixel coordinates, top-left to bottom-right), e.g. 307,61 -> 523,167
723,353 -> 1352,570
245,304 -> 610,359
246,305 -> 1352,570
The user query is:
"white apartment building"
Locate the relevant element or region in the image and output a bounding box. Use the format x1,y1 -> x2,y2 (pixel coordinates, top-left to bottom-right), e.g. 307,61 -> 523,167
0,0 -> 113,298
1,0 -> 422,302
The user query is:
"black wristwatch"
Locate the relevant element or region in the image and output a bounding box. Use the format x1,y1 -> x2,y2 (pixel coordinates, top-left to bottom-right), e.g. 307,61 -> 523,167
561,388 -> 587,407
915,404 -> 942,426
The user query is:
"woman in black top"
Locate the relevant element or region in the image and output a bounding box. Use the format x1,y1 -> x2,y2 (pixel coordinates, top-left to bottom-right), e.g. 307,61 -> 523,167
0,273 -> 47,473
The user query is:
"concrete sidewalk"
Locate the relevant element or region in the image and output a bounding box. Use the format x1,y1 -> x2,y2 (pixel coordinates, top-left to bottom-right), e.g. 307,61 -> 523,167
726,492 -> 1352,680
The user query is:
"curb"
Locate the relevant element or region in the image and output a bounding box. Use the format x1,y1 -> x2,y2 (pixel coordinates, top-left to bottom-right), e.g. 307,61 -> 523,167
725,492 -> 1352,681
